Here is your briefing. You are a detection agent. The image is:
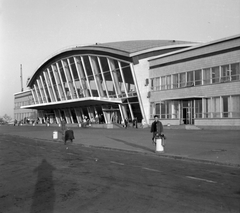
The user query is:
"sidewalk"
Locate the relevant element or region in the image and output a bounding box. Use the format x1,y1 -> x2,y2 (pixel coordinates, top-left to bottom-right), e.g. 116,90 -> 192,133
1,125 -> 240,167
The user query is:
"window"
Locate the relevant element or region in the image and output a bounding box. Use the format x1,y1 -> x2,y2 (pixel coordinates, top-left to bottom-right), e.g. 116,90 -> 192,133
221,65 -> 230,82
212,97 -> 220,118
222,96 -> 230,117
172,74 -> 179,88
187,71 -> 194,86
180,73 -> 186,87
155,77 -> 160,90
231,95 -> 240,118
203,68 -> 211,85
166,75 -> 171,89
212,66 -> 220,84
155,103 -> 160,116
172,101 -> 179,118
231,63 -> 240,81
195,70 -> 202,86
161,76 -> 166,90
195,99 -> 202,118
160,102 -> 165,118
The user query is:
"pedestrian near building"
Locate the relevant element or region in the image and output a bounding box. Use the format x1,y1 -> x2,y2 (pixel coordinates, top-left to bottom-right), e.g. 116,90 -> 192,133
150,115 -> 163,144
133,117 -> 138,128
124,118 -> 128,128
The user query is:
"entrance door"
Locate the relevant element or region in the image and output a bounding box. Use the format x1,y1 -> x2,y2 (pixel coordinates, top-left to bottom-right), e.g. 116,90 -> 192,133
181,100 -> 194,124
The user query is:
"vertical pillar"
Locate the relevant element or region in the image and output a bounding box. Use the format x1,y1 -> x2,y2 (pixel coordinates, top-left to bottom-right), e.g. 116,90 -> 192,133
47,68 -> 58,102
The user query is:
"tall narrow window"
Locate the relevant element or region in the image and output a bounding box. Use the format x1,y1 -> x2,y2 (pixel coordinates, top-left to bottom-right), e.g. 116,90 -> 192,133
212,66 -> 220,83
232,95 -> 240,118
230,63 -> 240,81
166,75 -> 171,89
160,102 -> 165,119
187,71 -> 193,86
172,74 -> 179,89
180,73 -> 186,87
100,57 -> 116,97
221,65 -> 230,82
195,99 -> 202,118
120,61 -> 135,97
161,76 -> 166,90
222,96 -> 230,117
203,68 -> 211,85
212,97 -> 220,118
195,70 -> 202,86
155,77 -> 160,90
155,103 -> 160,117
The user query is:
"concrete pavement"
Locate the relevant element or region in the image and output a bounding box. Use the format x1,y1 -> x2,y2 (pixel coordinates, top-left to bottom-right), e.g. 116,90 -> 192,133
0,125 -> 239,167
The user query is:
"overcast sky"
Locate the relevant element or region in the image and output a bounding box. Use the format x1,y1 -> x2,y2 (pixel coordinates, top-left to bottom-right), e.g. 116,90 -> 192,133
0,0 -> 240,117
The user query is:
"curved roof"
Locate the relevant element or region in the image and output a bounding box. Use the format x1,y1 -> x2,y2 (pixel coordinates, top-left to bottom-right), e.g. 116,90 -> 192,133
85,40 -> 196,54
28,40 -> 197,87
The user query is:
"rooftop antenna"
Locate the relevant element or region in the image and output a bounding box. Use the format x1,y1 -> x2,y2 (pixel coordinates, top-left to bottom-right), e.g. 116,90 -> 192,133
20,64 -> 23,92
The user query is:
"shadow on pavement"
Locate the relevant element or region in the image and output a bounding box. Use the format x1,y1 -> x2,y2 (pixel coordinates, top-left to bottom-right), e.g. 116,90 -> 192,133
108,137 -> 154,153
30,159 -> 56,213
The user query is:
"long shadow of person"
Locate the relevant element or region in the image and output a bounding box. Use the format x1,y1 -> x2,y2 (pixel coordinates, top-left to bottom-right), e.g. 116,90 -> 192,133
30,159 -> 56,213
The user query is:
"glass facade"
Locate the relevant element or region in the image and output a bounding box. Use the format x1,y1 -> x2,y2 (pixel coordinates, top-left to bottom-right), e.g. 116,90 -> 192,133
29,55 -> 143,125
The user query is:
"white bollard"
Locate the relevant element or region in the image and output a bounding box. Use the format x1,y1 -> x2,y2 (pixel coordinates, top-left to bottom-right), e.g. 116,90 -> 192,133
155,138 -> 164,152
53,131 -> 58,140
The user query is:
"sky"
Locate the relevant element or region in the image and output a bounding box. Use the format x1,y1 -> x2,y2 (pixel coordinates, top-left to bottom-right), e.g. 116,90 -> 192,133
0,0 -> 240,118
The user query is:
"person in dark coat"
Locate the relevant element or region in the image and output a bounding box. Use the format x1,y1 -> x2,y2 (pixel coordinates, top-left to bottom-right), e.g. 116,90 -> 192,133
150,115 -> 164,143
64,129 -> 74,145
133,117 -> 138,128
124,118 -> 128,129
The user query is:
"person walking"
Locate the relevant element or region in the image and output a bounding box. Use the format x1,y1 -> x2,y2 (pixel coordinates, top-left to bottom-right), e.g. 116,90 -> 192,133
150,115 -> 163,145
133,117 -> 138,128
124,118 -> 128,129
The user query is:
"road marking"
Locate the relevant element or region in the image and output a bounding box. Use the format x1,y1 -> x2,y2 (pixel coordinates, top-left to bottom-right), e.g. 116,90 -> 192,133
185,176 -> 216,183
19,143 -> 26,145
67,153 -> 75,155
142,167 -> 161,172
110,161 -> 124,166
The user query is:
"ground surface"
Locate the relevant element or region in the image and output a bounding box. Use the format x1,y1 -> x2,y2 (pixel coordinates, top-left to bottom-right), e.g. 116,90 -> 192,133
0,134 -> 240,213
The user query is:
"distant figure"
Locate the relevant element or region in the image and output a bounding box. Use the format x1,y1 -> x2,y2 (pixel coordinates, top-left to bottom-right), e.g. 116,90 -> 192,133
95,114 -> 99,124
124,118 -> 128,129
14,119 -> 17,126
133,117 -> 138,128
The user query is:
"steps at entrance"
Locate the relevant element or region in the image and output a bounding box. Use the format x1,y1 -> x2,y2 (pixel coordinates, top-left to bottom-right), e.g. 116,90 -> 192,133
164,125 -> 201,130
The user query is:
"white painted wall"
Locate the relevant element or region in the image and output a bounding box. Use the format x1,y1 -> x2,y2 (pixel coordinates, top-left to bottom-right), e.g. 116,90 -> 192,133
132,59 -> 150,124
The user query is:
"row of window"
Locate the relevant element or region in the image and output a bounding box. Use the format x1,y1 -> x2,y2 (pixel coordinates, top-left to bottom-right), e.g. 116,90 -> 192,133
150,95 -> 240,119
14,112 -> 37,121
14,99 -> 34,109
31,55 -> 137,104
150,62 -> 240,91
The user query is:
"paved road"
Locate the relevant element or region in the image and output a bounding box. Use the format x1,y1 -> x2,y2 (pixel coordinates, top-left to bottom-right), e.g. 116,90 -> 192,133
1,134 -> 240,213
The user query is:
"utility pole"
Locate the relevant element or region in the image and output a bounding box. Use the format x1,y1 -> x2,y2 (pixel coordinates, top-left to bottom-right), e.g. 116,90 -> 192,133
20,64 -> 23,92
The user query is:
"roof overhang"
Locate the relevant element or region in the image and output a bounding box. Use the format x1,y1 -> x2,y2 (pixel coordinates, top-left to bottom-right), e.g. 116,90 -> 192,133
21,97 -> 122,110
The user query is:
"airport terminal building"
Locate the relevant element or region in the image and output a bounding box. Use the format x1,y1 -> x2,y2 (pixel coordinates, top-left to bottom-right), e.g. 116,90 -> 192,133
14,35 -> 240,127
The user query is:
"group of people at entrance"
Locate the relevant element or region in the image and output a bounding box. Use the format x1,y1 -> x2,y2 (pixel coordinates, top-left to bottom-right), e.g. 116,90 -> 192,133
122,117 -> 138,128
